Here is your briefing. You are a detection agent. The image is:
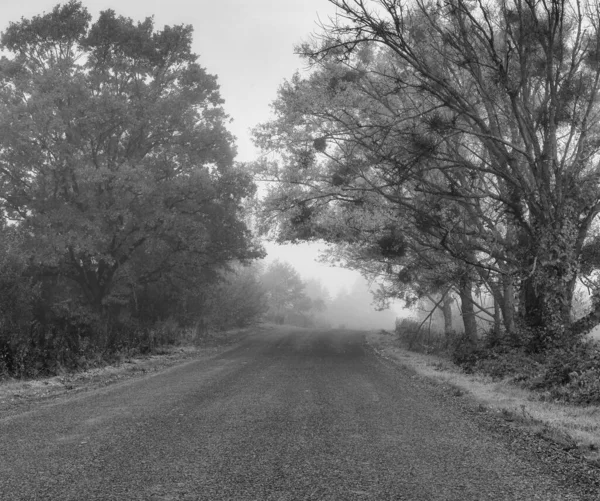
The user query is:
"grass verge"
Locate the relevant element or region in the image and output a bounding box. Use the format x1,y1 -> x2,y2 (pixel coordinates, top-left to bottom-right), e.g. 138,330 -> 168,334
367,329 -> 600,466
0,327 -> 252,416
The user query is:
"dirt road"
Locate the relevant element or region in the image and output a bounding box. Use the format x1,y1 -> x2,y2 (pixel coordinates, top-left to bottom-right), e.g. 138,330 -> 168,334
0,328 -> 592,500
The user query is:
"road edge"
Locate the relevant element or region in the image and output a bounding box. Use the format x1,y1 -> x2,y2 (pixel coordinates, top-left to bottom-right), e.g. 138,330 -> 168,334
364,330 -> 600,501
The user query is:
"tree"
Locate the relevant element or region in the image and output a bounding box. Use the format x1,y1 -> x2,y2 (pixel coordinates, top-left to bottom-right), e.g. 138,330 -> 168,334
254,0 -> 600,348
0,2 -> 262,317
261,260 -> 311,324
203,263 -> 268,330
253,63 -> 489,340
303,277 -> 331,312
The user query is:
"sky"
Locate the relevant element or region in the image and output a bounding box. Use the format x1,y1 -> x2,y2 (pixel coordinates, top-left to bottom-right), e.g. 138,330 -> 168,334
0,0 -> 406,320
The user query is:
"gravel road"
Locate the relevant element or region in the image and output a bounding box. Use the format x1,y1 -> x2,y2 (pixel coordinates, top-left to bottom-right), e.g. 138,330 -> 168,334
0,327 -> 595,500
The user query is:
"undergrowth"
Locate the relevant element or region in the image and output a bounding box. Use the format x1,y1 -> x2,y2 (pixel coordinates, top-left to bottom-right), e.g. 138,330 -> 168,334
0,315 -> 218,380
395,318 -> 600,405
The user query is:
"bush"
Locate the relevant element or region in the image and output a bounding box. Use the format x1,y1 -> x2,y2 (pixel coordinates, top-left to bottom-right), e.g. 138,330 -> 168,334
396,316 -> 600,405
1,302 -> 107,378
450,336 -> 483,373
0,234 -> 43,378
204,265 -> 267,330
537,340 -> 600,404
449,326 -> 545,380
396,317 -> 451,353
461,333 -> 600,405
472,348 -> 543,381
0,302 -> 194,379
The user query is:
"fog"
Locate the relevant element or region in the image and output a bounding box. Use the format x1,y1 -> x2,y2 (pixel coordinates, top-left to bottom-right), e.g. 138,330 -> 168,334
304,276 -> 398,331
262,243 -> 404,331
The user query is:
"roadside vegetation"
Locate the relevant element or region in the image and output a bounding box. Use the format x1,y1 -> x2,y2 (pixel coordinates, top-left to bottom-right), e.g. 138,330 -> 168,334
393,314 -> 600,407
368,328 -> 600,466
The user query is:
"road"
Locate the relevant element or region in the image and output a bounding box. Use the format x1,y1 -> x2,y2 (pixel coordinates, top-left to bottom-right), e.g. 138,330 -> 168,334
0,327 -> 588,500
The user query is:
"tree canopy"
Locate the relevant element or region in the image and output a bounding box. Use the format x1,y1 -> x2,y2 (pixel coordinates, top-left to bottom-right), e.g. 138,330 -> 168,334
0,1 -> 262,314
253,0 -> 600,348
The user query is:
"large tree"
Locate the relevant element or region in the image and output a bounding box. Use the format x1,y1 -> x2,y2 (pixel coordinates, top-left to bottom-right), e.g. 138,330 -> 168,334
254,49 -> 503,341
254,0 -> 600,346
0,2 -> 261,314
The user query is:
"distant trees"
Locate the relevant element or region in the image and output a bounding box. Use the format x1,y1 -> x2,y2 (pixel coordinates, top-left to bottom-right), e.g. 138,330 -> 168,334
262,260 -> 312,324
203,264 -> 268,330
253,0 -> 600,351
0,2 -> 262,376
303,278 -> 331,315
260,261 -> 356,327
259,261 -> 395,329
326,277 -> 397,330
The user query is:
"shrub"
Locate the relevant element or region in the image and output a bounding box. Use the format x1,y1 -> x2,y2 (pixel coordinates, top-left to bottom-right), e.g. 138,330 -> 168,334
547,367 -> 600,404
395,317 -> 419,333
537,340 -> 600,404
0,301 -> 191,379
204,265 -> 267,330
472,348 -> 543,381
396,317 -> 449,352
450,336 -> 483,373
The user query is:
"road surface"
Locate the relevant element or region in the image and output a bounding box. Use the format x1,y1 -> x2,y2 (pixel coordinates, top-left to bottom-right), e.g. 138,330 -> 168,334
0,327 -> 588,500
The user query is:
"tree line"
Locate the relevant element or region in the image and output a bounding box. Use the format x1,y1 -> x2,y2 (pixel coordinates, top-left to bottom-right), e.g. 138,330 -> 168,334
253,0 -> 600,354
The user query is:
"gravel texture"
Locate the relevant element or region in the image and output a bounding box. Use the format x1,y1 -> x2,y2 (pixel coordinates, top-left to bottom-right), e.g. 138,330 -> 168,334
0,327 -> 597,500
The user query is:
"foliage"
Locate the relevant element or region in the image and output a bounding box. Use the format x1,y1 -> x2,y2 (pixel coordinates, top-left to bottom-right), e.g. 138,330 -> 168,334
0,228 -> 40,377
395,317 -> 421,344
0,228 -> 39,333
446,329 -> 600,405
396,313 -> 600,406
299,277 -> 331,327
303,278 -> 331,310
261,260 -> 311,324
449,338 -> 486,373
203,264 -> 267,330
0,1 -> 261,313
253,0 -> 600,347
0,2 -> 264,379
538,340 -> 600,405
471,347 -> 543,382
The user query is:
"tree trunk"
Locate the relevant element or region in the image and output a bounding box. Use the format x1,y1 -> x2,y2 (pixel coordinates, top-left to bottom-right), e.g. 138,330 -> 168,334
458,275 -> 478,344
513,215 -> 585,350
501,278 -> 517,337
525,266 -> 574,327
485,275 -> 516,338
493,296 -> 501,340
441,292 -> 453,334
520,275 -> 543,327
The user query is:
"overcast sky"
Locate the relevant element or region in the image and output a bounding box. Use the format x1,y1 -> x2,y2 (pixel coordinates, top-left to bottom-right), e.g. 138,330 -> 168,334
0,1 -> 404,317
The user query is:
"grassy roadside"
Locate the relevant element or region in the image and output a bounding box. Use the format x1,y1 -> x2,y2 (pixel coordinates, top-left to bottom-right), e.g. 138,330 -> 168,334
0,327 -> 253,416
366,330 -> 600,466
